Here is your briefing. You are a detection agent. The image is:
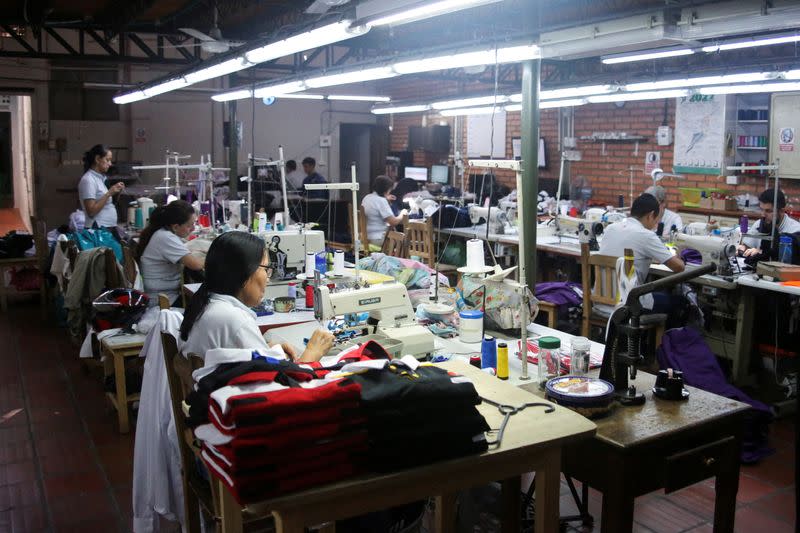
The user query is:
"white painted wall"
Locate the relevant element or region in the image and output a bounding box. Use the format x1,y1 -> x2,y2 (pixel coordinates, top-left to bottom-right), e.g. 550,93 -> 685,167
9,96 -> 34,231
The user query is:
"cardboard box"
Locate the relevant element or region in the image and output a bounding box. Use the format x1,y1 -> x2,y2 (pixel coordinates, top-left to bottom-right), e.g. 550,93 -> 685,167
712,198 -> 737,211
756,261 -> 800,282
699,197 -> 713,209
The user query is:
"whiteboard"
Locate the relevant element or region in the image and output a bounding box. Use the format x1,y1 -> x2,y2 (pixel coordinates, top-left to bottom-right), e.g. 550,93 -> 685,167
467,111 -> 506,158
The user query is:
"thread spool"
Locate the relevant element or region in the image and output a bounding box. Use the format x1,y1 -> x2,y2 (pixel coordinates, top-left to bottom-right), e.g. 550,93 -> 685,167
481,335 -> 497,370
333,250 -> 345,275
134,208 -> 144,229
127,207 -> 136,226
315,252 -> 327,274
258,213 -> 267,233
496,342 -> 509,380
305,284 -> 314,308
274,212 -> 284,228
305,252 -> 316,277
465,239 -> 486,271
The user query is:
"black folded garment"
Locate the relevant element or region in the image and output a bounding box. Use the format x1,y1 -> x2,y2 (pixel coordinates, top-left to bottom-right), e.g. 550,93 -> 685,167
367,432 -> 489,472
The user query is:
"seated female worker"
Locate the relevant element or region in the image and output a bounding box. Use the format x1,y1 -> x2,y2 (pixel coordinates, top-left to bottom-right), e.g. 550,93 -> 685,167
180,231 -> 333,362
136,200 -> 205,306
362,175 -> 406,249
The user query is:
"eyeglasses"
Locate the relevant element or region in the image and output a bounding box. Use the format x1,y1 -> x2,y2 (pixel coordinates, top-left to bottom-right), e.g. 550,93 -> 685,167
260,264 -> 274,277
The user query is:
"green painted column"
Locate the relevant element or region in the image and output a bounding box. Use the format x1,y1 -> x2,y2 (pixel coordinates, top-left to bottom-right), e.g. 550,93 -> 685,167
520,59 -> 541,286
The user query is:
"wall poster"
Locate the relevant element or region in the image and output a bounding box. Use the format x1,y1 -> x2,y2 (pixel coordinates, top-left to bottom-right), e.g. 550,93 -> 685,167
673,94 -> 726,175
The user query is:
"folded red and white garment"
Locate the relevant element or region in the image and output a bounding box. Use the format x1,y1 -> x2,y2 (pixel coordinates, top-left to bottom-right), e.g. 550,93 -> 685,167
195,420 -> 366,454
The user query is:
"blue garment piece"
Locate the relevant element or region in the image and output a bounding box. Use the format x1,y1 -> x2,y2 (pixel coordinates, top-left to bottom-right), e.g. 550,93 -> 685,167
250,350 -> 284,365
657,327 -> 774,464
535,282 -> 582,307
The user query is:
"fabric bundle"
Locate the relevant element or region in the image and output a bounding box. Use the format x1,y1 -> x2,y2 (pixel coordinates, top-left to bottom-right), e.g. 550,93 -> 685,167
190,342 -> 489,504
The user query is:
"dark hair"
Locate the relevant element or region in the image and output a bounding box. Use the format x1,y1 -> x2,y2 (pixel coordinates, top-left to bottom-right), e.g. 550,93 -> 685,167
286,160 -> 297,171
180,231 -> 266,341
83,144 -> 111,172
372,175 -> 394,196
136,200 -> 195,260
758,188 -> 786,209
630,193 -> 661,219
302,157 -> 316,167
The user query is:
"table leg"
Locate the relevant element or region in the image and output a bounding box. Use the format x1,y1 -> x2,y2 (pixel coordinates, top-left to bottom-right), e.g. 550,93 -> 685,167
732,288 -> 755,385
534,448 -> 560,533
713,440 -> 740,533
113,351 -> 130,433
272,511 -> 306,533
434,492 -> 457,533
219,480 -> 244,533
501,476 -> 521,533
600,469 -> 634,533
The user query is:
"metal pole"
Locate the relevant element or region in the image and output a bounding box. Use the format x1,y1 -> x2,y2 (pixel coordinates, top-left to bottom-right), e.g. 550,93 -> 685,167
516,168 -> 530,380
520,58 -> 541,291
278,145 -> 290,225
247,154 -> 253,228
351,163 -> 360,283
227,99 -> 239,199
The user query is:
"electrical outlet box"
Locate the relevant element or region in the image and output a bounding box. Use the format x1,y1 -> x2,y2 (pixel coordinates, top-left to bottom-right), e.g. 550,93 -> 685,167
657,126 -> 673,146
563,150 -> 582,161
726,175 -> 739,185
319,135 -> 331,147
563,136 -> 577,148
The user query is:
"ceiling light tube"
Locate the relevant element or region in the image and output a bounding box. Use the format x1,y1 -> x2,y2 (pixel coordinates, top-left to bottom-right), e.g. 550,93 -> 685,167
602,47 -> 694,65
211,89 -> 253,102
393,44 -> 539,74
371,104 -> 431,115
432,95 -> 508,110
540,84 -> 615,99
184,57 -> 252,85
253,81 -> 308,97
587,89 -> 688,103
698,82 -> 800,95
783,69 -> 800,80
368,0 -> 502,27
539,98 -> 587,109
625,72 -> 774,92
245,21 -> 369,64
327,95 -> 391,102
702,33 -> 800,53
143,77 -> 189,97
439,106 -> 500,117
306,66 -> 396,88
276,94 -> 326,100
113,91 -> 147,104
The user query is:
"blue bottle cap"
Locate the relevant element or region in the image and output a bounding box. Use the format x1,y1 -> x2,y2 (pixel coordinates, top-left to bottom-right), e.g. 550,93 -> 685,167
459,310 -> 483,319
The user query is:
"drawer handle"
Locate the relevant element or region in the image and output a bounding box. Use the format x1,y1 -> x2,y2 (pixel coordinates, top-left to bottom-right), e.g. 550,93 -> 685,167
703,457 -> 716,467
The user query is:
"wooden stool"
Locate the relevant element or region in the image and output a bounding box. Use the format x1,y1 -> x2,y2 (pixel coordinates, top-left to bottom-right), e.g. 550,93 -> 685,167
101,333 -> 146,433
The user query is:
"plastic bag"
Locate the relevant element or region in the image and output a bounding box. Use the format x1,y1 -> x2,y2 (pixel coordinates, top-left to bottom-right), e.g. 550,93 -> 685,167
70,228 -> 123,262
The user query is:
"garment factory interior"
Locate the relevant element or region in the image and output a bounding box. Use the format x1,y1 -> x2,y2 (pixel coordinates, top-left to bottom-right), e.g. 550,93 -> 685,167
0,0 -> 799,532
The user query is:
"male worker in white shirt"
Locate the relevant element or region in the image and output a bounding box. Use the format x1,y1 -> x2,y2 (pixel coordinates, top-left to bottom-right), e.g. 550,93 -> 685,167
600,193 -> 685,314
738,188 -> 800,257
644,185 -> 683,239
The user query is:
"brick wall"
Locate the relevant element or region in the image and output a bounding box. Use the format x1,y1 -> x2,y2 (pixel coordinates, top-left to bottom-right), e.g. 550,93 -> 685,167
385,93 -> 800,212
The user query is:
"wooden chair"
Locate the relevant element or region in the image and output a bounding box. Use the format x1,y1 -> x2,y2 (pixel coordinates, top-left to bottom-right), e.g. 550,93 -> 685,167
405,217 -> 458,274
326,203 -> 354,253
380,231 -> 407,258
580,243 -> 666,346
158,293 -> 170,310
122,242 -> 138,289
537,301 -> 558,329
0,217 -> 48,319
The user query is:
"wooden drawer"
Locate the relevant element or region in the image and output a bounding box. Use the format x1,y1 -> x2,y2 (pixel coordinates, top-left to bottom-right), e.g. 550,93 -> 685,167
664,436 -> 736,493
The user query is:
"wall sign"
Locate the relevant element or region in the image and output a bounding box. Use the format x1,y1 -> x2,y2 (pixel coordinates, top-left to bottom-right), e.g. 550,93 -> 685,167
644,151 -> 661,174
779,127 -> 795,152
673,94 -> 726,175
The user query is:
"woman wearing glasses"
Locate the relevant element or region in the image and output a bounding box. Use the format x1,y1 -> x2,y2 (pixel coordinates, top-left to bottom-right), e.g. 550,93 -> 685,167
180,231 -> 333,362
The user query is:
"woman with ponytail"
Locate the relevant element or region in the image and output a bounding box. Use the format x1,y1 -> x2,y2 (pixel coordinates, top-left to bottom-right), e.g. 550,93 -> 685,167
78,144 -> 125,228
137,200 -> 204,305
180,231 -> 333,362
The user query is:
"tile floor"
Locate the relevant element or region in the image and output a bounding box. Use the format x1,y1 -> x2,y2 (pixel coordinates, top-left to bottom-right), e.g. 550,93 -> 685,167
0,303 -> 796,532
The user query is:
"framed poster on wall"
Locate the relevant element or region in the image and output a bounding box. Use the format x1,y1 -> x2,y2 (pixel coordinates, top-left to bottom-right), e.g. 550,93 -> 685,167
673,95 -> 730,175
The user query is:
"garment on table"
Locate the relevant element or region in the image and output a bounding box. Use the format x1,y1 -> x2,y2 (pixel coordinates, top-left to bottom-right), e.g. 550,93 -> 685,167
390,178 -> 420,213
300,172 -> 329,200
132,309 -> 185,533
656,327 -> 773,463
78,169 -> 117,228
660,208 -> 683,236
742,214 -> 800,249
182,293 -> 273,358
535,282 -> 583,307
362,192 -> 395,243
357,253 -> 448,289
209,399 -> 361,437
63,247 -> 125,337
140,228 -> 190,304
599,217 -> 673,311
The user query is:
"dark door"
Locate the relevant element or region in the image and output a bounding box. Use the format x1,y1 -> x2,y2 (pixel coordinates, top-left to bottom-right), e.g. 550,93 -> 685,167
0,113 -> 12,208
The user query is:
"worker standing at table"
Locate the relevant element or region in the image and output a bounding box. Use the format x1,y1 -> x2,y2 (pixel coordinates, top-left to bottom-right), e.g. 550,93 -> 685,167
299,157 -> 329,200
79,144 -> 125,229
600,193 -> 685,314
739,188 -> 800,258
362,175 -> 407,249
645,185 -> 683,238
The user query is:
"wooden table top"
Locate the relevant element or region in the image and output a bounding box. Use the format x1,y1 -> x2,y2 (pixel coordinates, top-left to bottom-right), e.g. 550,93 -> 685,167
521,372 -> 749,449
679,206 -> 764,219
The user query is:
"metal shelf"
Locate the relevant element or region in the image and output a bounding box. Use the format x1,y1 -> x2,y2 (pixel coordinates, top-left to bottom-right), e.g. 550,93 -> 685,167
736,146 -> 768,150
736,120 -> 768,124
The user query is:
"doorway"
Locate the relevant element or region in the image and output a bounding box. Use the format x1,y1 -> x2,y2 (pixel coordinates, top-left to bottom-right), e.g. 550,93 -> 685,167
0,112 -> 12,208
339,123 -> 389,201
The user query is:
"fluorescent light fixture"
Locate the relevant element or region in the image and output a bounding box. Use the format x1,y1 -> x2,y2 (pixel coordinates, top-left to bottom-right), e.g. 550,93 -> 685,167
113,91 -> 147,104
369,0 -> 502,27
698,82 -> 800,95
211,89 -> 253,102
143,77 -> 189,97
393,44 -> 539,74
306,66 -> 396,88
541,84 -> 615,99
327,95 -> 391,102
371,104 -> 431,115
625,72 -> 774,91
253,81 -> 308,97
276,94 -> 326,100
184,58 -> 252,84
702,33 -> 800,53
602,47 -> 694,65
786,69 -> 800,80
432,95 -> 508,110
439,106 -> 499,117
245,21 -> 368,64
539,98 -> 587,109
587,89 -> 688,103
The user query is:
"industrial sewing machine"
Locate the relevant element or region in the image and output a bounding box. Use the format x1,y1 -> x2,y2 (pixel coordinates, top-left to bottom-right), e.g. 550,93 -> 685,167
259,229 -> 325,281
600,263 -> 716,405
468,205 -> 514,234
313,282 -> 436,359
555,214 -> 604,250
672,233 -> 737,277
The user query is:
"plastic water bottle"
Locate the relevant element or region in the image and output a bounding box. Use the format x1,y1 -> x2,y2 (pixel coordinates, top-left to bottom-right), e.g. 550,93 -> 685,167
778,235 -> 793,263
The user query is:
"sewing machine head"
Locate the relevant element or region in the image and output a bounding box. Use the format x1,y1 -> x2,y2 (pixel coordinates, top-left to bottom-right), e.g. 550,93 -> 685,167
258,229 -> 325,280
555,215 -> 604,249
673,233 -> 737,276
468,205 -> 511,233
314,282 -> 435,358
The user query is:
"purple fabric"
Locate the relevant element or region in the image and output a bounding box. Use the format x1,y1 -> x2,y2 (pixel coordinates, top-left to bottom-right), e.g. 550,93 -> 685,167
680,248 -> 702,264
657,327 -> 774,463
535,282 -> 582,307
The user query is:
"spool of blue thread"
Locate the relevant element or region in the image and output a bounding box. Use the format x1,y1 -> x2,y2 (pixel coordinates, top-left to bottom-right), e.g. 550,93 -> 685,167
481,335 -> 497,370
315,252 -> 327,274
134,208 -> 143,228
